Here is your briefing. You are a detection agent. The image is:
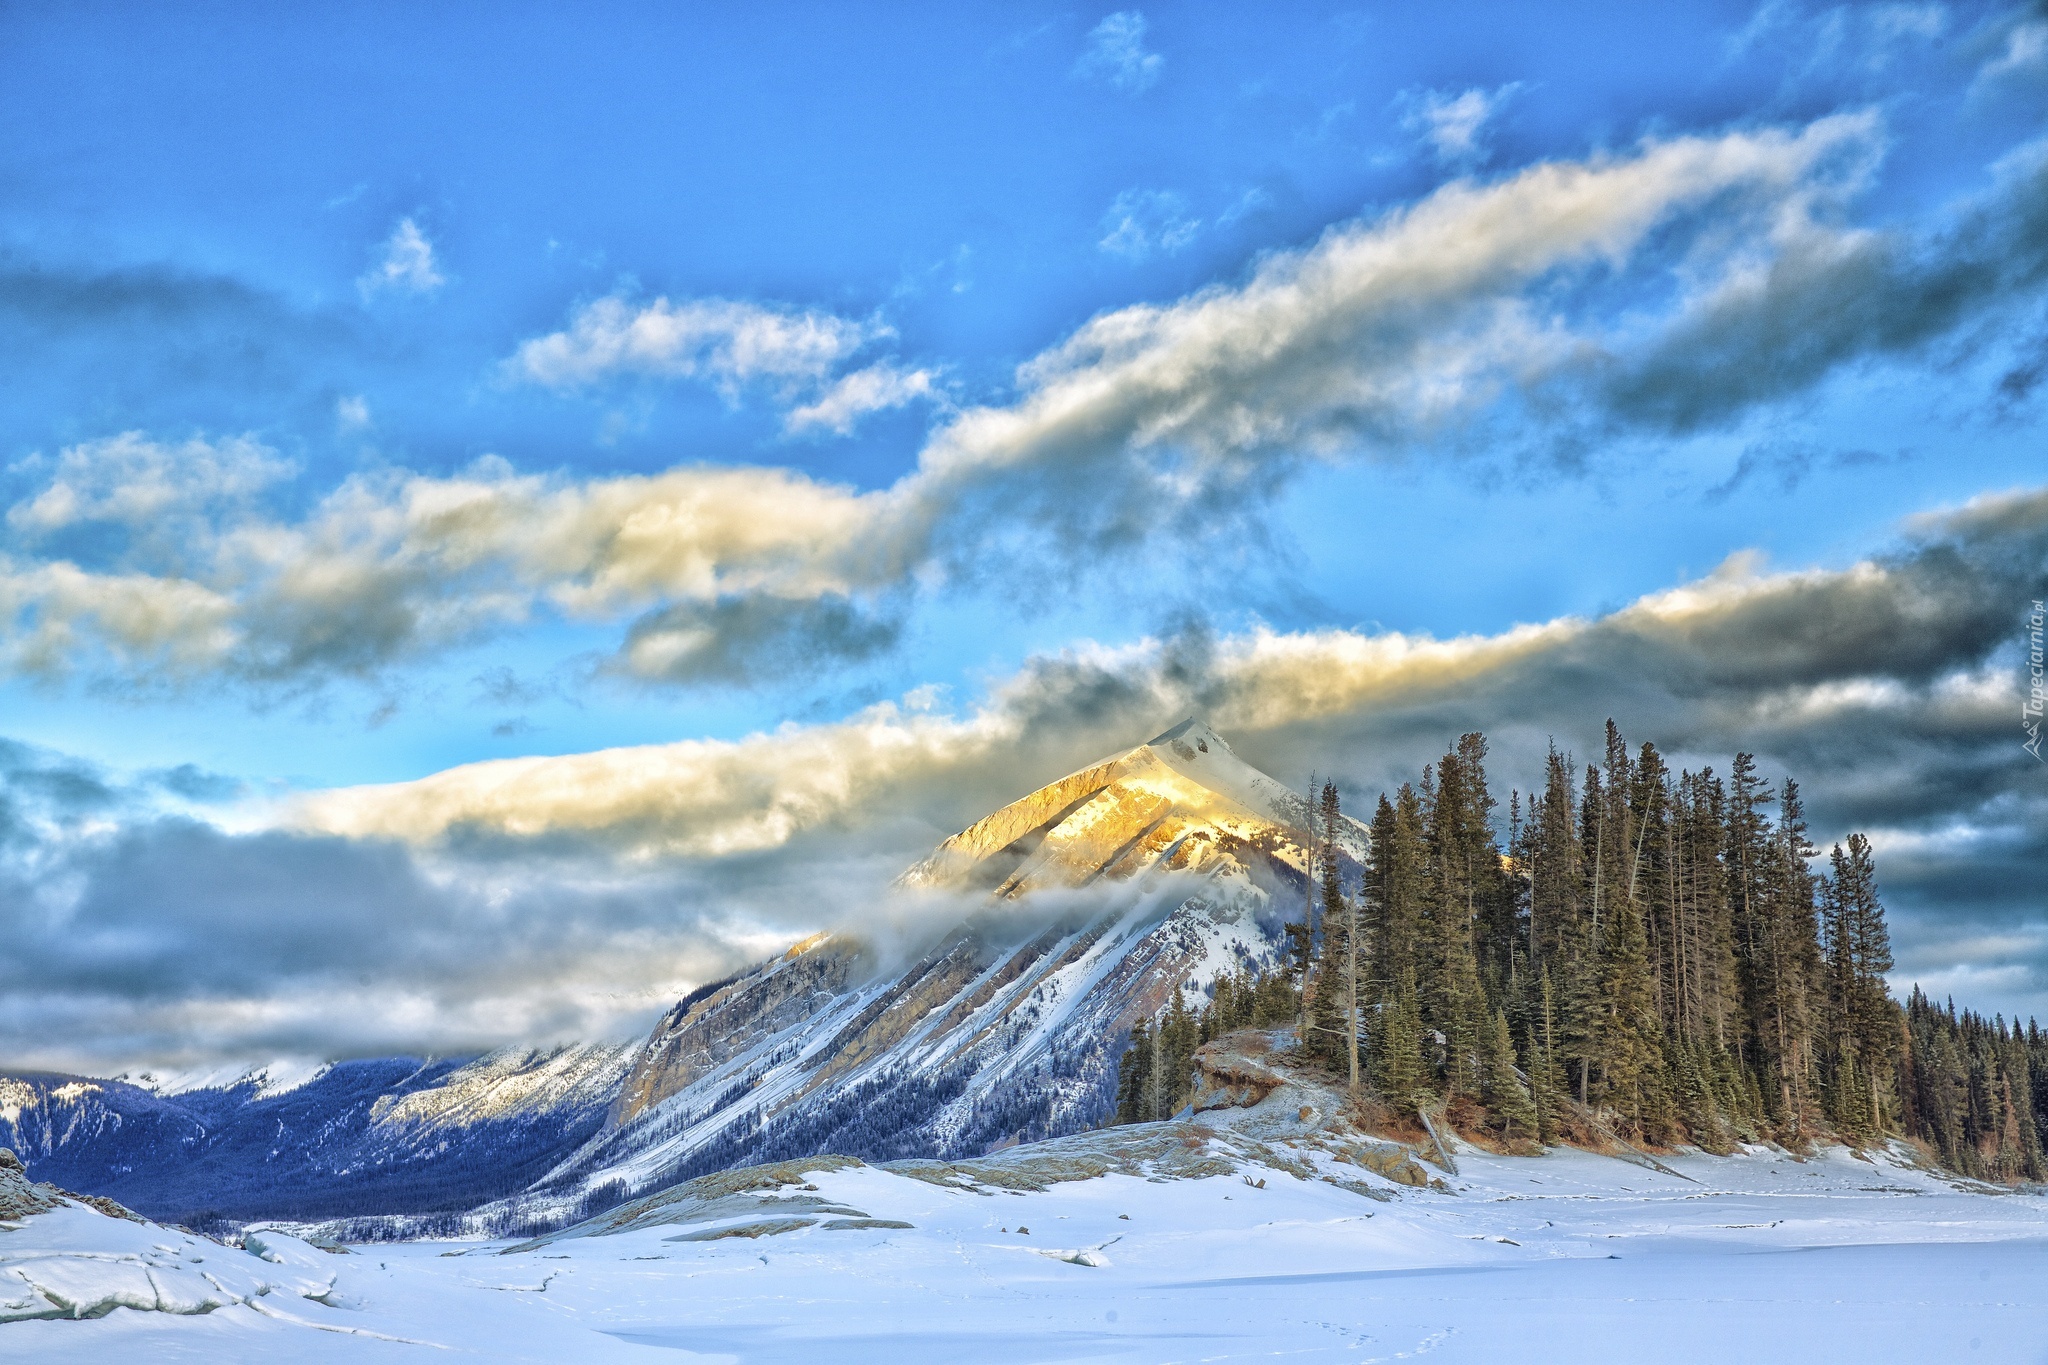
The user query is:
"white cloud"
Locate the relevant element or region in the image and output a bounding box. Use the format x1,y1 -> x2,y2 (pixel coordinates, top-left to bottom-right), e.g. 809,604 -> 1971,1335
335,395 -> 371,430
1731,1 -> 1948,72
357,217 -> 445,298
11,115 -> 2041,696
1097,188 -> 1201,259
1075,11 -> 1163,93
1400,83 -> 1523,166
785,363 -> 939,435
7,433 -> 291,534
509,295 -> 879,393
507,294 -> 934,436
1979,18 -> 2048,84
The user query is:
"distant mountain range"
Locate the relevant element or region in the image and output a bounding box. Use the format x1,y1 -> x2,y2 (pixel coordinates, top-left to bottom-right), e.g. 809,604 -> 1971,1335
3,720 -> 1360,1232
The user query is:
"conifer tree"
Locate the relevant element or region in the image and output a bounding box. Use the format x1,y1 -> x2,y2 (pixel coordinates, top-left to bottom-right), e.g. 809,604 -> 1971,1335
1421,738 -> 1496,1097
1481,1008 -> 1539,1139
1525,967 -> 1569,1144
1373,966 -> 1429,1114
1115,1019 -> 1153,1125
1367,787 -> 1427,997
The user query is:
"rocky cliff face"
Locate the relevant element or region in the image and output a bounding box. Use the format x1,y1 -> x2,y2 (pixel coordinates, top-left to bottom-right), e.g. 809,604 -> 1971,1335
533,719 -> 1368,1213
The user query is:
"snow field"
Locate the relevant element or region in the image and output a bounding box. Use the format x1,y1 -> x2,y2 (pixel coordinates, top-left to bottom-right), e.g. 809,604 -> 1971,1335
3,1140 -> 2043,1363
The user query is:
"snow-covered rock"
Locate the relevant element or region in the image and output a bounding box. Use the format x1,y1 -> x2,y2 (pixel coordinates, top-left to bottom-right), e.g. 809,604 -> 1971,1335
0,1147 -> 342,1325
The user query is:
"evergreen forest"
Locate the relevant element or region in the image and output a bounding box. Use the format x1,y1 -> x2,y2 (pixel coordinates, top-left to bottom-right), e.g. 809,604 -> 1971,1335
1116,724 -> 2047,1181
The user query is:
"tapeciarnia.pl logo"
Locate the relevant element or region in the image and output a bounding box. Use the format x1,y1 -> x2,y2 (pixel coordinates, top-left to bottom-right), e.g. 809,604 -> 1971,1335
2027,598 -> 2045,762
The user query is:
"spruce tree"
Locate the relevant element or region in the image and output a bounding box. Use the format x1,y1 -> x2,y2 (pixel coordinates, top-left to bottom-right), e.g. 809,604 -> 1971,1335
1482,1008 -> 1539,1139
1373,967 -> 1428,1114
1115,1020 -> 1153,1124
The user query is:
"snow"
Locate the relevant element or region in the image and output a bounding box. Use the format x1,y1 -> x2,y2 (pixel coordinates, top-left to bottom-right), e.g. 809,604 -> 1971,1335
4,1139 -> 2042,1362
0,1204 -> 339,1327
122,1058 -> 334,1100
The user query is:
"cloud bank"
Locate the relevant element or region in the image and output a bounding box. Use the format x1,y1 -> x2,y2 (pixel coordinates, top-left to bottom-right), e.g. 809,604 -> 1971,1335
6,481 -> 2032,1070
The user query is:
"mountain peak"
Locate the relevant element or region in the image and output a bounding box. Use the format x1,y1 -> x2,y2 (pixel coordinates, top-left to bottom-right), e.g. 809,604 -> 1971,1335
903,720 -> 1358,897
1144,716 -> 1226,749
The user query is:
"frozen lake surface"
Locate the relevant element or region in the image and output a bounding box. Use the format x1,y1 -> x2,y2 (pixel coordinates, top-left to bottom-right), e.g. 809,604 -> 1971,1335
4,1140 -> 2043,1363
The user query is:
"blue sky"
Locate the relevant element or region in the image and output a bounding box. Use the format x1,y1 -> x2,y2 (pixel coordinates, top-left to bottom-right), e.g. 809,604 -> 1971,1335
2,1 -> 2046,1067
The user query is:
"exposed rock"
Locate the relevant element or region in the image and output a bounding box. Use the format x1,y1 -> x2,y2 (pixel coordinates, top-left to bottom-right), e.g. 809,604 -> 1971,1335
664,1218 -> 817,1242
821,1218 -> 914,1230
1187,1031 -> 1435,1190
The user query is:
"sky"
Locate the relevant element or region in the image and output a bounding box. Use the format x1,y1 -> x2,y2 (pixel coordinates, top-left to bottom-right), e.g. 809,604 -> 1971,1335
1,0 -> 2046,1071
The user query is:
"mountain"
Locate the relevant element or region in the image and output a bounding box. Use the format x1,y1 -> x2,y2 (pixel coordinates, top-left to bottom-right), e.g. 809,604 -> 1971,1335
472,718 -> 1366,1231
0,1044 -> 635,1227
6,719 -> 1361,1232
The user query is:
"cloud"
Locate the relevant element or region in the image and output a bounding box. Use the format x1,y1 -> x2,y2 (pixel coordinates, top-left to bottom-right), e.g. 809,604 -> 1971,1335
1979,17 -> 2048,83
1591,133 -> 2048,433
0,448 -> 906,687
7,432 -> 291,538
1097,189 -> 1201,260
147,764 -> 244,803
784,362 -> 938,435
357,218 -> 445,298
8,117 -> 2048,695
335,395 -> 371,430
1703,440 -> 1891,502
1731,0 -> 1949,72
6,482 -> 2045,1067
295,484 -> 2048,861
510,295 -> 878,392
1075,11 -> 1163,93
1399,84 -> 1523,166
508,294 -> 933,435
616,592 -> 903,686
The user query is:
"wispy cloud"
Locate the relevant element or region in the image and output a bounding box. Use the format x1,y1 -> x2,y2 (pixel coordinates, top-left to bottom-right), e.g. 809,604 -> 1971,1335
784,362 -> 938,435
1097,188 -> 1201,259
507,294 -> 936,435
356,217 -> 445,298
1075,11 -> 1163,93
1979,17 -> 2048,85
1399,83 -> 1523,165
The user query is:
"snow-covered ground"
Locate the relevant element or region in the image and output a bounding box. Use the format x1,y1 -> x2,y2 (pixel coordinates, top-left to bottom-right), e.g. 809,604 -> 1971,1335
4,1135 -> 2043,1363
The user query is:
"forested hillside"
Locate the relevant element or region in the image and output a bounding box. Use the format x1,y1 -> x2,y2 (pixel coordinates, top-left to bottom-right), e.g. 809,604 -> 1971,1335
1118,724 -> 2046,1180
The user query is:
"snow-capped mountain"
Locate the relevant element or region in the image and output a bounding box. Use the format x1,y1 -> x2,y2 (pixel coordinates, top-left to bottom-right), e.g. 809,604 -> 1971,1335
6,720 -> 1362,1231
0,1044 -> 637,1227
514,719 -> 1367,1219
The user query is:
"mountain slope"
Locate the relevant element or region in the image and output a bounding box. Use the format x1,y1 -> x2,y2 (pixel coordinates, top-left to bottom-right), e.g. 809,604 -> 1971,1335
512,719 -> 1366,1223
1,1044 -> 637,1226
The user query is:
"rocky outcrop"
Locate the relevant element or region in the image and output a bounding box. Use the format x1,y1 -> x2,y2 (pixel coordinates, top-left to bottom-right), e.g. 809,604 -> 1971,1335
1187,1032 -> 1437,1190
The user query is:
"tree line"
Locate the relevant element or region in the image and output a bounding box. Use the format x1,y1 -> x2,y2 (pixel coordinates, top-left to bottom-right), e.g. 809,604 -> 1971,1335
1117,723 -> 2046,1177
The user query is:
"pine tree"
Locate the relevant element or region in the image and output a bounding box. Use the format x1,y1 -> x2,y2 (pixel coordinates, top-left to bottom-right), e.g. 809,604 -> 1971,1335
1420,739 -> 1496,1098
1373,967 -> 1428,1113
1115,1019 -> 1153,1125
1481,1008 -> 1539,1140
1306,782 -> 1361,1087
1368,786 -> 1427,997
1526,967 -> 1569,1144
